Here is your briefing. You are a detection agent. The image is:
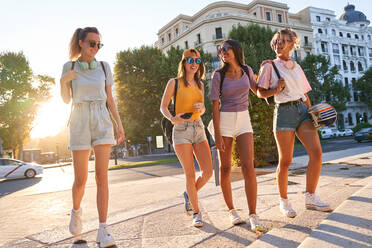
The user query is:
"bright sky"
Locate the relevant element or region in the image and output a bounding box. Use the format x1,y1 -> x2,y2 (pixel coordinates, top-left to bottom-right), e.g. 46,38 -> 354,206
1,0 -> 370,138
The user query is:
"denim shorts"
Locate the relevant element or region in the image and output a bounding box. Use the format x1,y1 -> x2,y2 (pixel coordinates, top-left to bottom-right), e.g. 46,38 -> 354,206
273,101 -> 312,132
172,120 -> 207,145
69,101 -> 115,150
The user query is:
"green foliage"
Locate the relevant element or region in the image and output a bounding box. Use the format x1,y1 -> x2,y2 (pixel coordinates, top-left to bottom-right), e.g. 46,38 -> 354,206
229,23 -> 277,167
352,122 -> 372,133
299,54 -> 350,112
0,51 -> 54,157
354,67 -> 372,112
114,46 -> 213,144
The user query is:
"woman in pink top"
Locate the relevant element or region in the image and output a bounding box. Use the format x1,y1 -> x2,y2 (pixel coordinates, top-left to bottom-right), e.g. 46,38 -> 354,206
257,29 -> 331,218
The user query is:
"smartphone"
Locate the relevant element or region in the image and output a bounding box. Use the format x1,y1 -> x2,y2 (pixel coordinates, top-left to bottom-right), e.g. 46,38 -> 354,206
180,112 -> 193,119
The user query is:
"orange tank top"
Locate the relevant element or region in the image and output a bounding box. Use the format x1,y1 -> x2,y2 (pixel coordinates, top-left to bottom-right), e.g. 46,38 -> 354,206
175,79 -> 204,121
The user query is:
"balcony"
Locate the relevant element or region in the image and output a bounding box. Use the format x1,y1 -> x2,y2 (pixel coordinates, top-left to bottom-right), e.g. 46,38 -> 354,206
333,49 -> 340,54
303,42 -> 312,49
213,33 -> 226,41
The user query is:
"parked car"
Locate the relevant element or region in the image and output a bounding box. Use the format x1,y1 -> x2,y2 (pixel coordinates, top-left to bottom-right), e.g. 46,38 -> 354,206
354,128 -> 372,143
330,128 -> 343,137
339,128 -> 353,137
0,158 -> 43,179
320,128 -> 333,139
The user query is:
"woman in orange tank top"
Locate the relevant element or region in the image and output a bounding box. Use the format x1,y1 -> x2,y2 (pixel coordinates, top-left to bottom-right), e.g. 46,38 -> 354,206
160,49 -> 213,227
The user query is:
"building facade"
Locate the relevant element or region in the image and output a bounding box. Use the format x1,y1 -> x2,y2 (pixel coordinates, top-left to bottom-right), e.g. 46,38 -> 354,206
155,0 -> 314,69
297,4 -> 372,128
155,1 -> 372,129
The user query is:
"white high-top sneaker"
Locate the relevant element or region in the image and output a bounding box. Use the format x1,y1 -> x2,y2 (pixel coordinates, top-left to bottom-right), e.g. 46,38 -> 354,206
279,198 -> 297,218
69,208 -> 82,236
305,192 -> 332,212
96,224 -> 116,248
229,209 -> 244,225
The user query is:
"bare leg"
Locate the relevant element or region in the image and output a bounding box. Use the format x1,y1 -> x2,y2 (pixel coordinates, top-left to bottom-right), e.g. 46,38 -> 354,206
236,132 -> 257,215
219,137 -> 234,210
174,144 -> 200,213
72,150 -> 90,210
296,121 -> 322,193
193,140 -> 213,191
93,144 -> 112,223
274,131 -> 295,199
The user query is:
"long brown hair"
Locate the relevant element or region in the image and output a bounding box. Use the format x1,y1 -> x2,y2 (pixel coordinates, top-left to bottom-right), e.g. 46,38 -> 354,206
177,49 -> 205,89
69,27 -> 100,60
216,39 -> 245,76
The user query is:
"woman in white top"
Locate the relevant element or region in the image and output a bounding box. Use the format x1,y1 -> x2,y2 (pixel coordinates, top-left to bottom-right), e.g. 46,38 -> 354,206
60,27 -> 124,247
257,29 -> 331,218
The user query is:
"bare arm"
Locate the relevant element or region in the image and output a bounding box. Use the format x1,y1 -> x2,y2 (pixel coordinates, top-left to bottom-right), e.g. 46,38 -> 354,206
160,79 -> 184,124
304,93 -> 311,108
106,85 -> 125,143
257,78 -> 286,98
60,70 -> 76,104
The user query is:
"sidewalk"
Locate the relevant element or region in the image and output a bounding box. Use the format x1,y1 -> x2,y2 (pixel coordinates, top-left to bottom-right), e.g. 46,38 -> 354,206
2,150 -> 371,248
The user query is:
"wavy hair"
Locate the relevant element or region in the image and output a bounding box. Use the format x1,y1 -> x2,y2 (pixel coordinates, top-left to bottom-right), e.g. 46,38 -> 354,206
69,27 -> 100,60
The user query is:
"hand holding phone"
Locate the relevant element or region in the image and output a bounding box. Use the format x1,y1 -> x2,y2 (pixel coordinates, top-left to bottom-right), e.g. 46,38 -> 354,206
180,112 -> 193,119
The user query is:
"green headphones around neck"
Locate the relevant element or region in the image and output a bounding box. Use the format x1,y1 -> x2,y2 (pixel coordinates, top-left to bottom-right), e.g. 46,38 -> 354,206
77,58 -> 98,70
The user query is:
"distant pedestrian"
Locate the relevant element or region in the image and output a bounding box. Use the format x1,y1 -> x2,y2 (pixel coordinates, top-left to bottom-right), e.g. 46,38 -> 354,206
60,27 -> 125,247
209,39 -> 265,232
257,28 -> 331,218
160,49 -> 213,227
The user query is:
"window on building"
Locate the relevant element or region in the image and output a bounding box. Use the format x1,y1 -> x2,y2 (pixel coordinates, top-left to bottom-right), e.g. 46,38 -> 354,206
266,12 -> 271,21
344,77 -> 349,88
334,55 -> 341,68
321,42 -> 328,53
350,46 -> 356,56
350,61 -> 355,72
343,60 -> 348,71
361,35 -> 364,40
358,62 -> 363,72
293,50 -> 298,61
306,51 -> 310,56
347,33 -> 351,38
304,36 -> 309,46
358,47 -> 365,56
355,34 -> 359,39
342,45 -> 348,55
316,16 -> 321,22
215,27 -> 222,39
332,43 -> 339,54
369,48 -> 372,57
352,78 -> 356,86
339,32 -> 343,37
332,29 -> 336,36
368,35 -> 372,41
185,41 -> 188,49
197,34 -> 201,44
318,28 -> 323,34
175,28 -> 179,37
253,12 -> 257,17
161,37 -> 164,45
326,17 -> 331,21
168,33 -> 171,41
348,113 -> 353,125
278,14 -> 282,23
325,29 -> 328,35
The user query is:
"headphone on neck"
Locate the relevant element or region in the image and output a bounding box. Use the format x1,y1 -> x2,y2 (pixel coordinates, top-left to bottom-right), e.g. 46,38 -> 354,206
77,58 -> 98,70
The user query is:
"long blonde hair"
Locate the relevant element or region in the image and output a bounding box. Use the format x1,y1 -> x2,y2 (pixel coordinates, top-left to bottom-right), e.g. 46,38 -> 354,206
69,27 -> 100,60
270,28 -> 300,51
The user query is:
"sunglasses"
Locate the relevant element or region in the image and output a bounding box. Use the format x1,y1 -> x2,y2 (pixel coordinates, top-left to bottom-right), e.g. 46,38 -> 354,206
273,39 -> 293,46
86,40 -> 104,49
217,44 -> 231,54
185,58 -> 202,64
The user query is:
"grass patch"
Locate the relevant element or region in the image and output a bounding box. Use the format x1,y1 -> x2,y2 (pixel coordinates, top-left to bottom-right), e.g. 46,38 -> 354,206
109,158 -> 178,170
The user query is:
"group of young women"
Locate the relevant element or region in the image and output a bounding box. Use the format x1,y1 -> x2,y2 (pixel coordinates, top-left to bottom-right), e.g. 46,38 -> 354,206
60,26 -> 331,247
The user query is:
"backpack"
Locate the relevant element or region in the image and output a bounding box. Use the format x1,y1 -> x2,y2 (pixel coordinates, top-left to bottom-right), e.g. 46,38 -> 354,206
160,79 -> 179,145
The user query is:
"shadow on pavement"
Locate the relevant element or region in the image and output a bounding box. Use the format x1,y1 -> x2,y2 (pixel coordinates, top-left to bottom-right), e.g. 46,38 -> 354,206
0,177 -> 42,198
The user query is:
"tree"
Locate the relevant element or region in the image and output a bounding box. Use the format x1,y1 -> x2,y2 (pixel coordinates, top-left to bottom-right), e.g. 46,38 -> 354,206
354,67 -> 372,114
114,46 -> 213,145
0,52 -> 54,158
229,23 -> 277,167
299,54 -> 350,112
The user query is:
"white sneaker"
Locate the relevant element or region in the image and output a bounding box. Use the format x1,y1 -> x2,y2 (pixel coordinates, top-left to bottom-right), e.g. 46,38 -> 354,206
279,198 -> 297,218
69,208 -> 82,236
249,214 -> 266,232
305,192 -> 332,212
96,225 -> 116,248
229,209 -> 244,225
192,213 -> 203,227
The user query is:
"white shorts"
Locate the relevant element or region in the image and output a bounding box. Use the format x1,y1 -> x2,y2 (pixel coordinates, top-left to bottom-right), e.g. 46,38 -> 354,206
208,110 -> 253,139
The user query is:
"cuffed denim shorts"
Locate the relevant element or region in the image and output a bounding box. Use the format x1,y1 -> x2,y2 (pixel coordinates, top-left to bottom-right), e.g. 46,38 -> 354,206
273,101 -> 312,132
172,120 -> 207,145
69,101 -> 115,150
